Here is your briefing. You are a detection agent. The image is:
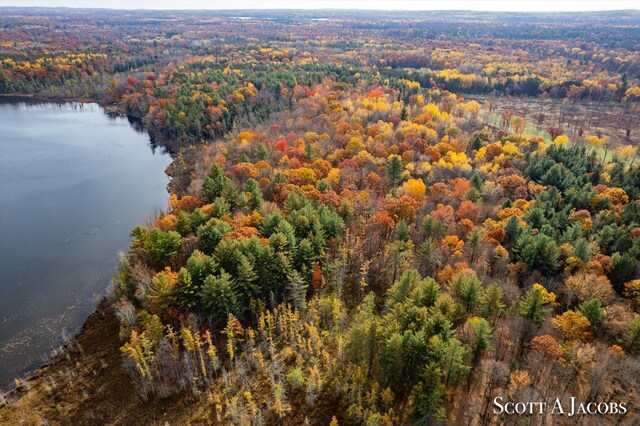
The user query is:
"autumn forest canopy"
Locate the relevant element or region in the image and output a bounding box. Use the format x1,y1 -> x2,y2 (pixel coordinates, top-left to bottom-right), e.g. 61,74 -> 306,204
1,7 -> 640,425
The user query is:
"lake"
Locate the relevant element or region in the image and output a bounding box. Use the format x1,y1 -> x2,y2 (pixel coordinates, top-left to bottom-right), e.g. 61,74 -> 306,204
0,99 -> 171,390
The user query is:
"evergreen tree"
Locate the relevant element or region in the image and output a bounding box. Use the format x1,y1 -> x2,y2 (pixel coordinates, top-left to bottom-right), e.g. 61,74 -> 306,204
423,217 -> 446,241
468,317 -> 492,363
578,299 -> 604,327
625,318 -> 640,355
386,154 -> 403,186
418,239 -> 439,277
236,255 -> 259,301
609,252 -> 637,293
396,219 -> 410,242
175,210 -> 192,236
243,178 -> 264,209
197,218 -> 233,255
387,269 -> 421,307
504,214 -> 522,243
146,229 -> 183,264
517,285 -> 554,325
573,238 -> 592,263
200,271 -> 239,323
412,277 -> 441,308
450,271 -> 484,313
287,270 -> 308,310
411,364 -> 446,423
189,207 -> 207,231
175,267 -> 198,310
479,283 -> 506,319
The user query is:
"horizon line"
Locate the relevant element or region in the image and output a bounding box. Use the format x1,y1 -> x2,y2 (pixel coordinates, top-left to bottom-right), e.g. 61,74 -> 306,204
1,6 -> 639,12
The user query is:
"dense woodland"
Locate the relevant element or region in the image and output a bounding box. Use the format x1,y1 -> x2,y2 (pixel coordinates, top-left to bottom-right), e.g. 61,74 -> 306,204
1,7 -> 640,425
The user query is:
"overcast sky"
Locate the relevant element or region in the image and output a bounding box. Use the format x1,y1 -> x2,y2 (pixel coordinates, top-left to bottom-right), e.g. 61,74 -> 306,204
0,0 -> 638,11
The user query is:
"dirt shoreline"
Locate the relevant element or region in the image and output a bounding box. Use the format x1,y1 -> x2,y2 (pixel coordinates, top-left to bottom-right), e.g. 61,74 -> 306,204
0,298 -> 200,425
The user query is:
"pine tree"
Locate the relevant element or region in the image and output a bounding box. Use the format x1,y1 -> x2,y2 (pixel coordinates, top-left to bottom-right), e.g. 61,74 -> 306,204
243,178 -> 264,209
175,210 -> 192,236
202,164 -> 225,203
236,255 -> 259,301
504,214 -> 522,243
197,218 -> 233,255
573,238 -> 591,263
578,299 -> 604,327
387,269 -> 421,307
287,270 -> 308,310
468,317 -> 492,363
189,208 -> 207,231
537,235 -> 560,276
146,229 -> 183,264
186,249 -> 218,287
200,271 -> 239,323
386,154 -> 403,186
175,267 -> 198,310
624,318 -> 640,355
411,363 -> 446,423
517,285 -> 554,326
412,277 -> 441,308
295,238 -> 317,278
396,219 -> 410,242
418,239 -> 439,277
479,283 -> 505,319
450,271 -> 484,313
440,338 -> 471,387
423,217 -> 446,241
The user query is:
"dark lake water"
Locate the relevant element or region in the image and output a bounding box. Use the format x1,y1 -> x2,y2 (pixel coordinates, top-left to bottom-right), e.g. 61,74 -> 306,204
0,100 -> 171,390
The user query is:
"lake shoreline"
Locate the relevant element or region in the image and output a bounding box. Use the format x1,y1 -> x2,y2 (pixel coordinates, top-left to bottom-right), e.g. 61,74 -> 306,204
0,94 -> 176,396
0,297 -> 196,424
0,93 -> 196,422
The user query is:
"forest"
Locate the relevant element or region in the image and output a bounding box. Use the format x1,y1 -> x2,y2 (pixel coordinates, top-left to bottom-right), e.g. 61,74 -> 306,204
1,7 -> 640,425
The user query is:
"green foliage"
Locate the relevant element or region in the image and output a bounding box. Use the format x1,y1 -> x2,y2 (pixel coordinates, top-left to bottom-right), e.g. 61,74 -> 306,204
202,164 -> 238,205
428,336 -> 471,387
200,271 -> 239,323
513,233 -> 560,276
417,239 -> 439,277
379,329 -> 428,398
189,208 -> 208,230
175,210 -> 192,236
386,155 -> 403,186
197,218 -> 233,254
146,228 -> 183,264
578,299 -> 604,327
625,318 -> 640,355
467,317 -> 492,362
186,250 -> 219,287
412,277 -> 441,308
175,267 -> 198,310
287,270 -> 308,310
573,238 -> 591,263
410,364 -> 446,423
210,198 -> 231,218
345,294 -> 379,375
479,283 -> 506,319
609,252 -> 638,293
516,286 -> 553,325
504,214 -> 522,243
243,178 -> 263,209
422,217 -> 446,241
286,367 -> 306,389
235,255 -> 260,301
387,269 -> 421,307
450,271 -> 484,313
395,219 -> 410,242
